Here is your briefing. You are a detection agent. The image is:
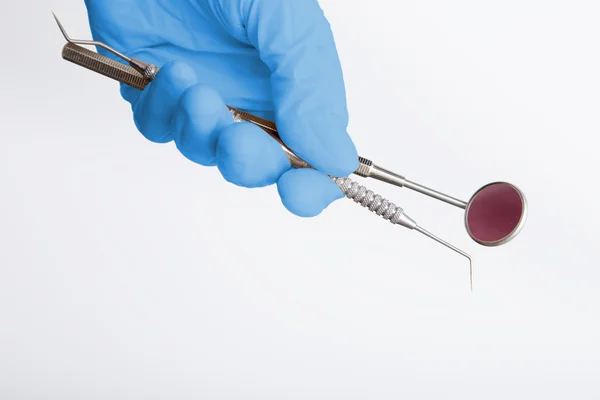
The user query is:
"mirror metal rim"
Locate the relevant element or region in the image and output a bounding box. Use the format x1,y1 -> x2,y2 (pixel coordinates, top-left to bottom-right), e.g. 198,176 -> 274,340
464,181 -> 528,247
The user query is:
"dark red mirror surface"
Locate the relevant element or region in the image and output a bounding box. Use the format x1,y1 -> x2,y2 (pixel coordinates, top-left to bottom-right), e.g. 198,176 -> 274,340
466,183 -> 525,245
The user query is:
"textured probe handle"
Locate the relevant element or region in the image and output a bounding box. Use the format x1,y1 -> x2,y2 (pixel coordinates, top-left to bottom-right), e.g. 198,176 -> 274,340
61,43 -> 414,227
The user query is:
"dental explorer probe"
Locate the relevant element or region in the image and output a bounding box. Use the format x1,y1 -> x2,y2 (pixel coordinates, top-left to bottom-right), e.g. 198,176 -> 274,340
53,13 -> 473,290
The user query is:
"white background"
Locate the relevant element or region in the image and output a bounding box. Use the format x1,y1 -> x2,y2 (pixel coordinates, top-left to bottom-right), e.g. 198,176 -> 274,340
1,0 -> 599,399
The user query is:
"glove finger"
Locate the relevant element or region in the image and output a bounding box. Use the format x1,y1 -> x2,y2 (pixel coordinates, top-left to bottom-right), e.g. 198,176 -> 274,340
216,123 -> 291,188
132,60 -> 198,144
243,0 -> 359,177
277,169 -> 345,218
172,84 -> 233,166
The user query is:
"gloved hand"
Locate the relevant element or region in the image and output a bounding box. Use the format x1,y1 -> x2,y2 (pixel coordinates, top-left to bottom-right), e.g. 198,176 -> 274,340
85,0 -> 359,217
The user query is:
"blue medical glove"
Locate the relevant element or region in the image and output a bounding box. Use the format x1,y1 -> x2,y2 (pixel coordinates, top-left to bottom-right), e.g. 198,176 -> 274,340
85,0 -> 359,217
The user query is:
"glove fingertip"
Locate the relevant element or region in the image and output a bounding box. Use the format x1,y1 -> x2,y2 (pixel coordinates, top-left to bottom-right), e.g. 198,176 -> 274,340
120,84 -> 140,105
278,107 -> 358,177
318,131 -> 359,177
216,123 -> 291,188
132,60 -> 199,144
277,169 -> 344,218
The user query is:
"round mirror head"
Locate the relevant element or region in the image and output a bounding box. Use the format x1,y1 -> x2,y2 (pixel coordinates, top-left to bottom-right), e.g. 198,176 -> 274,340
465,182 -> 527,247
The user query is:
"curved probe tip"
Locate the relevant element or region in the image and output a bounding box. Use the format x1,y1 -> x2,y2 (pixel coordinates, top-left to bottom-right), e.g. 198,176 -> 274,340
414,225 -> 473,292
51,11 -> 71,42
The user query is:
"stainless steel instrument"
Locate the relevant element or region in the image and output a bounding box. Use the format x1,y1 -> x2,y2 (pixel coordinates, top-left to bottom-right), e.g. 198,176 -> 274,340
52,13 -> 529,291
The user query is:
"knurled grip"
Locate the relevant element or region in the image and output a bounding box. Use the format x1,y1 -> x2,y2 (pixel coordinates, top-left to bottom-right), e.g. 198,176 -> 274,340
331,177 -> 416,228
332,177 -> 402,222
355,156 -> 374,177
62,43 -> 150,90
